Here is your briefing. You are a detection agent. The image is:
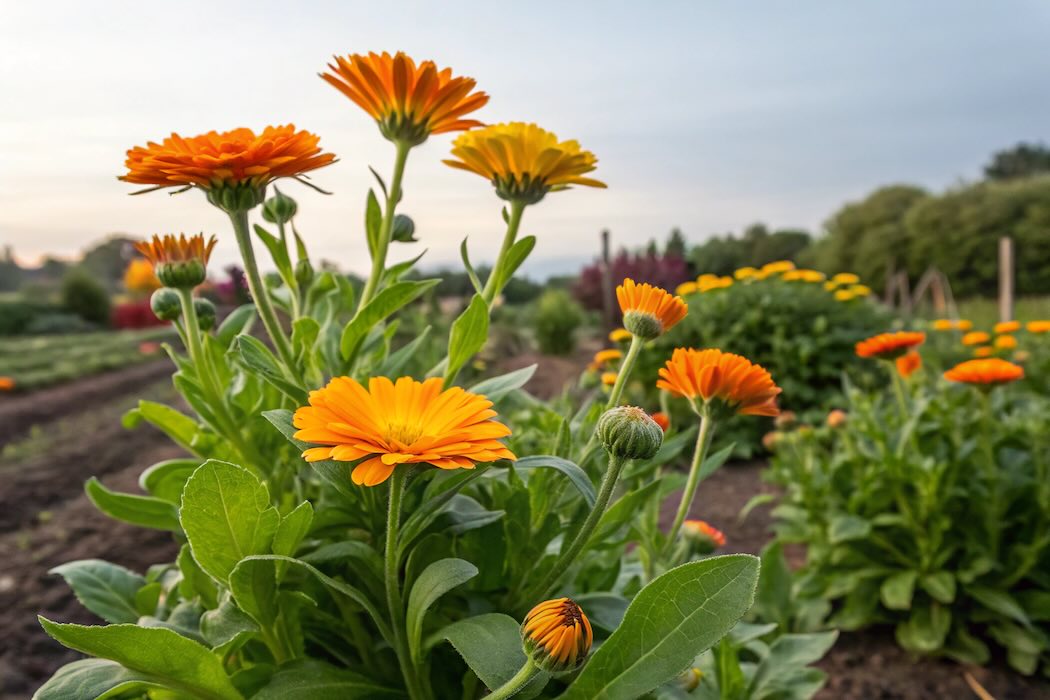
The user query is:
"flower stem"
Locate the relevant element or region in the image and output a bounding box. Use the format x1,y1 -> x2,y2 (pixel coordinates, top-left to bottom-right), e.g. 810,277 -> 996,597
605,335 -> 644,410
481,199 -> 527,308
359,141 -> 412,309
486,659 -> 539,700
384,469 -> 426,700
979,390 -> 1001,558
228,209 -> 301,384
664,412 -> 715,554
524,454 -> 628,603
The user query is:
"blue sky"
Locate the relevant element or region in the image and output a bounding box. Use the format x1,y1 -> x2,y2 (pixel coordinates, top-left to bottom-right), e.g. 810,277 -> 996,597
2,1 -> 1049,278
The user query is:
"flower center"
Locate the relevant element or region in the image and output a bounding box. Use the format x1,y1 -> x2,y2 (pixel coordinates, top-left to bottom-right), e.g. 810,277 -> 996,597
385,421 -> 423,446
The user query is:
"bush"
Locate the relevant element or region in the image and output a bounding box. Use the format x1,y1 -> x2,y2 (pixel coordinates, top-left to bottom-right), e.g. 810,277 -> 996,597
61,268 -> 111,325
574,249 -> 690,312
533,289 -> 584,355
767,364 -> 1050,674
0,299 -> 65,336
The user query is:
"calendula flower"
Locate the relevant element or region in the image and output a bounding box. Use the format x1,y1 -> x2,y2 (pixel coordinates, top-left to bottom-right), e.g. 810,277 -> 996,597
676,281 -> 698,296
826,409 -> 848,428
761,260 -> 795,275
994,320 -> 1021,334
657,348 -> 781,417
0,376 -> 14,391
681,519 -> 727,553
600,371 -> 618,386
850,284 -> 872,297
896,351 -> 922,378
697,274 -> 719,285
593,349 -> 623,367
609,328 -> 632,343
1027,320 -> 1050,334
699,276 -> 733,292
855,331 -> 925,360
957,320 -> 974,331
762,431 -> 781,451
995,335 -> 1018,349
944,358 -> 1024,387
597,406 -> 664,460
521,598 -> 593,674
122,126 -> 336,211
832,272 -> 860,285
444,122 -> 605,204
651,411 -> 671,432
321,51 -> 487,145
734,266 -> 758,280
774,411 -> 797,430
293,376 -> 515,486
974,346 -> 994,358
962,331 -> 991,346
134,234 -> 217,289
123,258 -> 161,295
932,319 -> 955,331
834,289 -> 855,302
616,278 -> 688,340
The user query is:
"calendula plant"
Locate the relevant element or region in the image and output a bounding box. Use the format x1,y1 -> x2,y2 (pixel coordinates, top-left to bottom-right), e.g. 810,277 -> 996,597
766,335 -> 1050,675
35,51 -> 764,700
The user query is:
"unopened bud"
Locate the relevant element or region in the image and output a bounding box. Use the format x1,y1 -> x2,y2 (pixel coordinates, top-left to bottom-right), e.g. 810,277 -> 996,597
150,288 -> 182,321
597,406 -> 663,461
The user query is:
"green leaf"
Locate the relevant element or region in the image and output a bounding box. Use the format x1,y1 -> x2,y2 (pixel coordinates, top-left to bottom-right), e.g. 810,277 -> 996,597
216,304 -> 256,348
85,478 -> 181,532
512,456 -> 596,507
178,544 -> 218,609
179,460 -> 280,585
123,400 -> 206,456
880,570 -> 918,611
340,279 -> 440,359
895,602 -> 951,653
262,410 -> 358,502
827,514 -> 871,544
754,541 -> 793,630
592,480 -> 661,544
254,224 -> 293,282
38,618 -> 242,700
32,658 -> 169,700
493,235 -> 536,291
697,444 -> 734,483
446,294 -> 490,380
365,189 -> 382,256
459,238 -> 483,294
561,554 -> 760,700
967,586 -> 1032,628
200,597 -> 258,652
139,458 -> 200,504
572,592 -> 629,633
376,325 -> 432,377
469,365 -> 537,402
254,659 -> 401,699
273,502 -> 314,561
747,631 -> 837,699
919,571 -> 956,604
406,558 -> 478,664
49,560 -> 146,624
444,613 -> 549,692
235,335 -> 308,403
230,558 -> 278,628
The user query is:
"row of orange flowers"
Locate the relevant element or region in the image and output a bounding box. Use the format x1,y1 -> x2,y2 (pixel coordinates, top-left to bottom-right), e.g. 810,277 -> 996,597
856,330 -> 1025,386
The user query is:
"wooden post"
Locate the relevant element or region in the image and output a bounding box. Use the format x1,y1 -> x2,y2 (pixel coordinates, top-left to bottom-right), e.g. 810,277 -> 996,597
999,237 -> 1014,323
600,229 -> 614,329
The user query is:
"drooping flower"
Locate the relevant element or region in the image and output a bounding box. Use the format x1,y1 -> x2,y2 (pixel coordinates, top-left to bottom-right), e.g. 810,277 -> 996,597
321,51 -> 487,145
681,519 -> 727,553
616,278 -> 688,340
1027,320 -> 1050,334
657,348 -> 781,417
855,331 -> 925,360
944,358 -> 1024,387
122,126 -> 336,211
593,349 -> 623,367
995,335 -> 1018,350
293,376 -> 515,486
896,351 -> 922,378
994,320 -> 1021,334
444,122 -> 605,204
521,598 -> 593,674
609,328 -> 632,343
123,258 -> 161,295
962,331 -> 991,346
134,234 -> 217,289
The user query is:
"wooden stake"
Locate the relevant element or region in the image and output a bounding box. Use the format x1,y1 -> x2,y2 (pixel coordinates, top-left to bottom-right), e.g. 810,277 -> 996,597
999,237 -> 1014,323
600,229 -> 613,329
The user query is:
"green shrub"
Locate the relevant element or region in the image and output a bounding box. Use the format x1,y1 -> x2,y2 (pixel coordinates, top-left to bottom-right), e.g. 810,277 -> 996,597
0,300 -> 64,336
533,289 -> 584,355
61,267 -> 111,325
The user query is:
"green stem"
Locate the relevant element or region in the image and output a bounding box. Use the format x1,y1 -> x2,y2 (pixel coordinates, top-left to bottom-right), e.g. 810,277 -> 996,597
359,141 -> 412,309
890,365 -> 909,418
276,220 -> 302,321
481,200 -> 527,308
979,390 -> 1001,558
486,659 -> 539,700
664,412 -> 715,554
524,454 -> 628,603
605,334 -> 644,410
228,209 -> 301,384
384,470 -> 426,700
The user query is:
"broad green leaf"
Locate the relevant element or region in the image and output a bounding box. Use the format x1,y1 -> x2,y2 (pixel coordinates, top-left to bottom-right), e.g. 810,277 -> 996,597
746,631 -> 837,699
38,618 -> 242,700
273,501 -> 314,562
230,558 -> 278,628
201,597 -> 258,652
375,325 -> 432,377
919,572 -> 956,604
444,613 -> 549,692
340,279 -> 440,359
179,460 -> 280,585
216,304 -> 256,348
493,235 -> 536,291
754,541 -> 793,630
406,558 -> 478,663
262,409 -> 358,502
446,294 -> 490,380
469,364 -> 536,402
254,659 -> 401,699
967,586 -> 1032,627
50,560 -> 145,624
85,478 -> 181,532
235,335 -> 308,403
561,554 -> 760,700
139,458 -> 200,504
895,602 -> 951,653
178,544 -> 218,608
32,658 -> 167,700
123,400 -> 204,456
443,494 -> 504,534
512,456 -> 596,507
381,250 -> 428,286
880,570 -> 918,610
827,514 -> 871,544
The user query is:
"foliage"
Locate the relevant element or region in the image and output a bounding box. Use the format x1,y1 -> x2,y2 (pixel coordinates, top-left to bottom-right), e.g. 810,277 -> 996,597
61,267 -> 111,326
984,142 -> 1050,181
766,369 -> 1050,674
533,289 -> 585,355
690,224 -> 812,277
0,298 -> 68,336
575,249 -> 690,312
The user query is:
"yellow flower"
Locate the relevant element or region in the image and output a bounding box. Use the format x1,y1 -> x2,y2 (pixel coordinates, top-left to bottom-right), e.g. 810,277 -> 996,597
834,289 -> 855,302
781,270 -> 803,281
593,349 -> 623,367
123,258 -> 161,295
444,122 -> 605,204
799,269 -> 826,283
832,272 -> 860,285
824,281 -> 838,291
761,260 -> 795,275
699,276 -> 733,292
962,331 -> 991,346
616,278 -> 688,339
676,281 -> 699,296
995,335 -> 1018,349
601,372 -> 618,386
293,376 -> 515,486
994,320 -> 1021,334
958,320 -> 973,331
321,51 -> 488,145
1027,320 -> 1050,334
521,598 -> 593,674
609,328 -> 632,343
734,266 -> 758,280
849,284 -> 872,297
932,319 -> 955,331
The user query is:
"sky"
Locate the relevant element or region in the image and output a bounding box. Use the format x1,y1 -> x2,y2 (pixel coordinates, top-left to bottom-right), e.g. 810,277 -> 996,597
2,1 -> 1049,279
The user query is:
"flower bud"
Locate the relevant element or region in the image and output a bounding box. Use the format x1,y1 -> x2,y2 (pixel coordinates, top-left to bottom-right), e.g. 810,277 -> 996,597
156,260 -> 207,289
774,410 -> 797,430
295,258 -> 314,289
826,409 -> 848,429
206,183 -> 266,213
521,598 -> 592,675
762,431 -> 781,452
150,288 -> 182,321
194,298 -> 217,331
597,406 -> 663,461
681,519 -> 726,555
262,188 -> 298,224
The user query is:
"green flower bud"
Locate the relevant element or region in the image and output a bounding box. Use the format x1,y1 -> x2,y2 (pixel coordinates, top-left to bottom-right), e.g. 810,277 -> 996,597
622,310 -> 663,340
156,260 -> 207,289
597,406 -> 663,461
150,288 -> 182,322
295,257 -> 314,289
205,182 -> 267,213
194,298 -> 217,331
262,188 -> 298,224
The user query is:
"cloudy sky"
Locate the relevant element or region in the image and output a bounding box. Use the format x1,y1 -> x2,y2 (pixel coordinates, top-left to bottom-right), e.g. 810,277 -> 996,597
2,1 -> 1049,278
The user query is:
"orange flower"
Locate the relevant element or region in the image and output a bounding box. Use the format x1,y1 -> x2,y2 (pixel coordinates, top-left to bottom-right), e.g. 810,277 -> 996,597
944,358 -> 1024,387
0,376 -> 15,392
855,331 -> 925,360
617,278 -> 688,339
521,598 -> 593,674
994,320 -> 1021,334
134,234 -> 216,268
293,376 -> 515,486
826,409 -> 848,428
651,411 -> 671,432
123,258 -> 161,295
896,351 -> 922,378
682,519 -> 727,548
995,335 -> 1018,350
609,328 -> 632,343
1026,320 -> 1050,334
593,349 -> 623,367
657,348 -> 781,417
122,125 -> 336,210
322,51 -> 487,145
974,346 -> 994,358
601,371 -> 618,387
962,331 -> 991,346
932,319 -> 955,331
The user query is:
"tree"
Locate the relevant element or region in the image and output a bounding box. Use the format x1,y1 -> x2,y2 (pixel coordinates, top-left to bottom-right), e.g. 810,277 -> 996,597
984,143 -> 1050,181
61,267 -> 111,325
665,228 -> 687,259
